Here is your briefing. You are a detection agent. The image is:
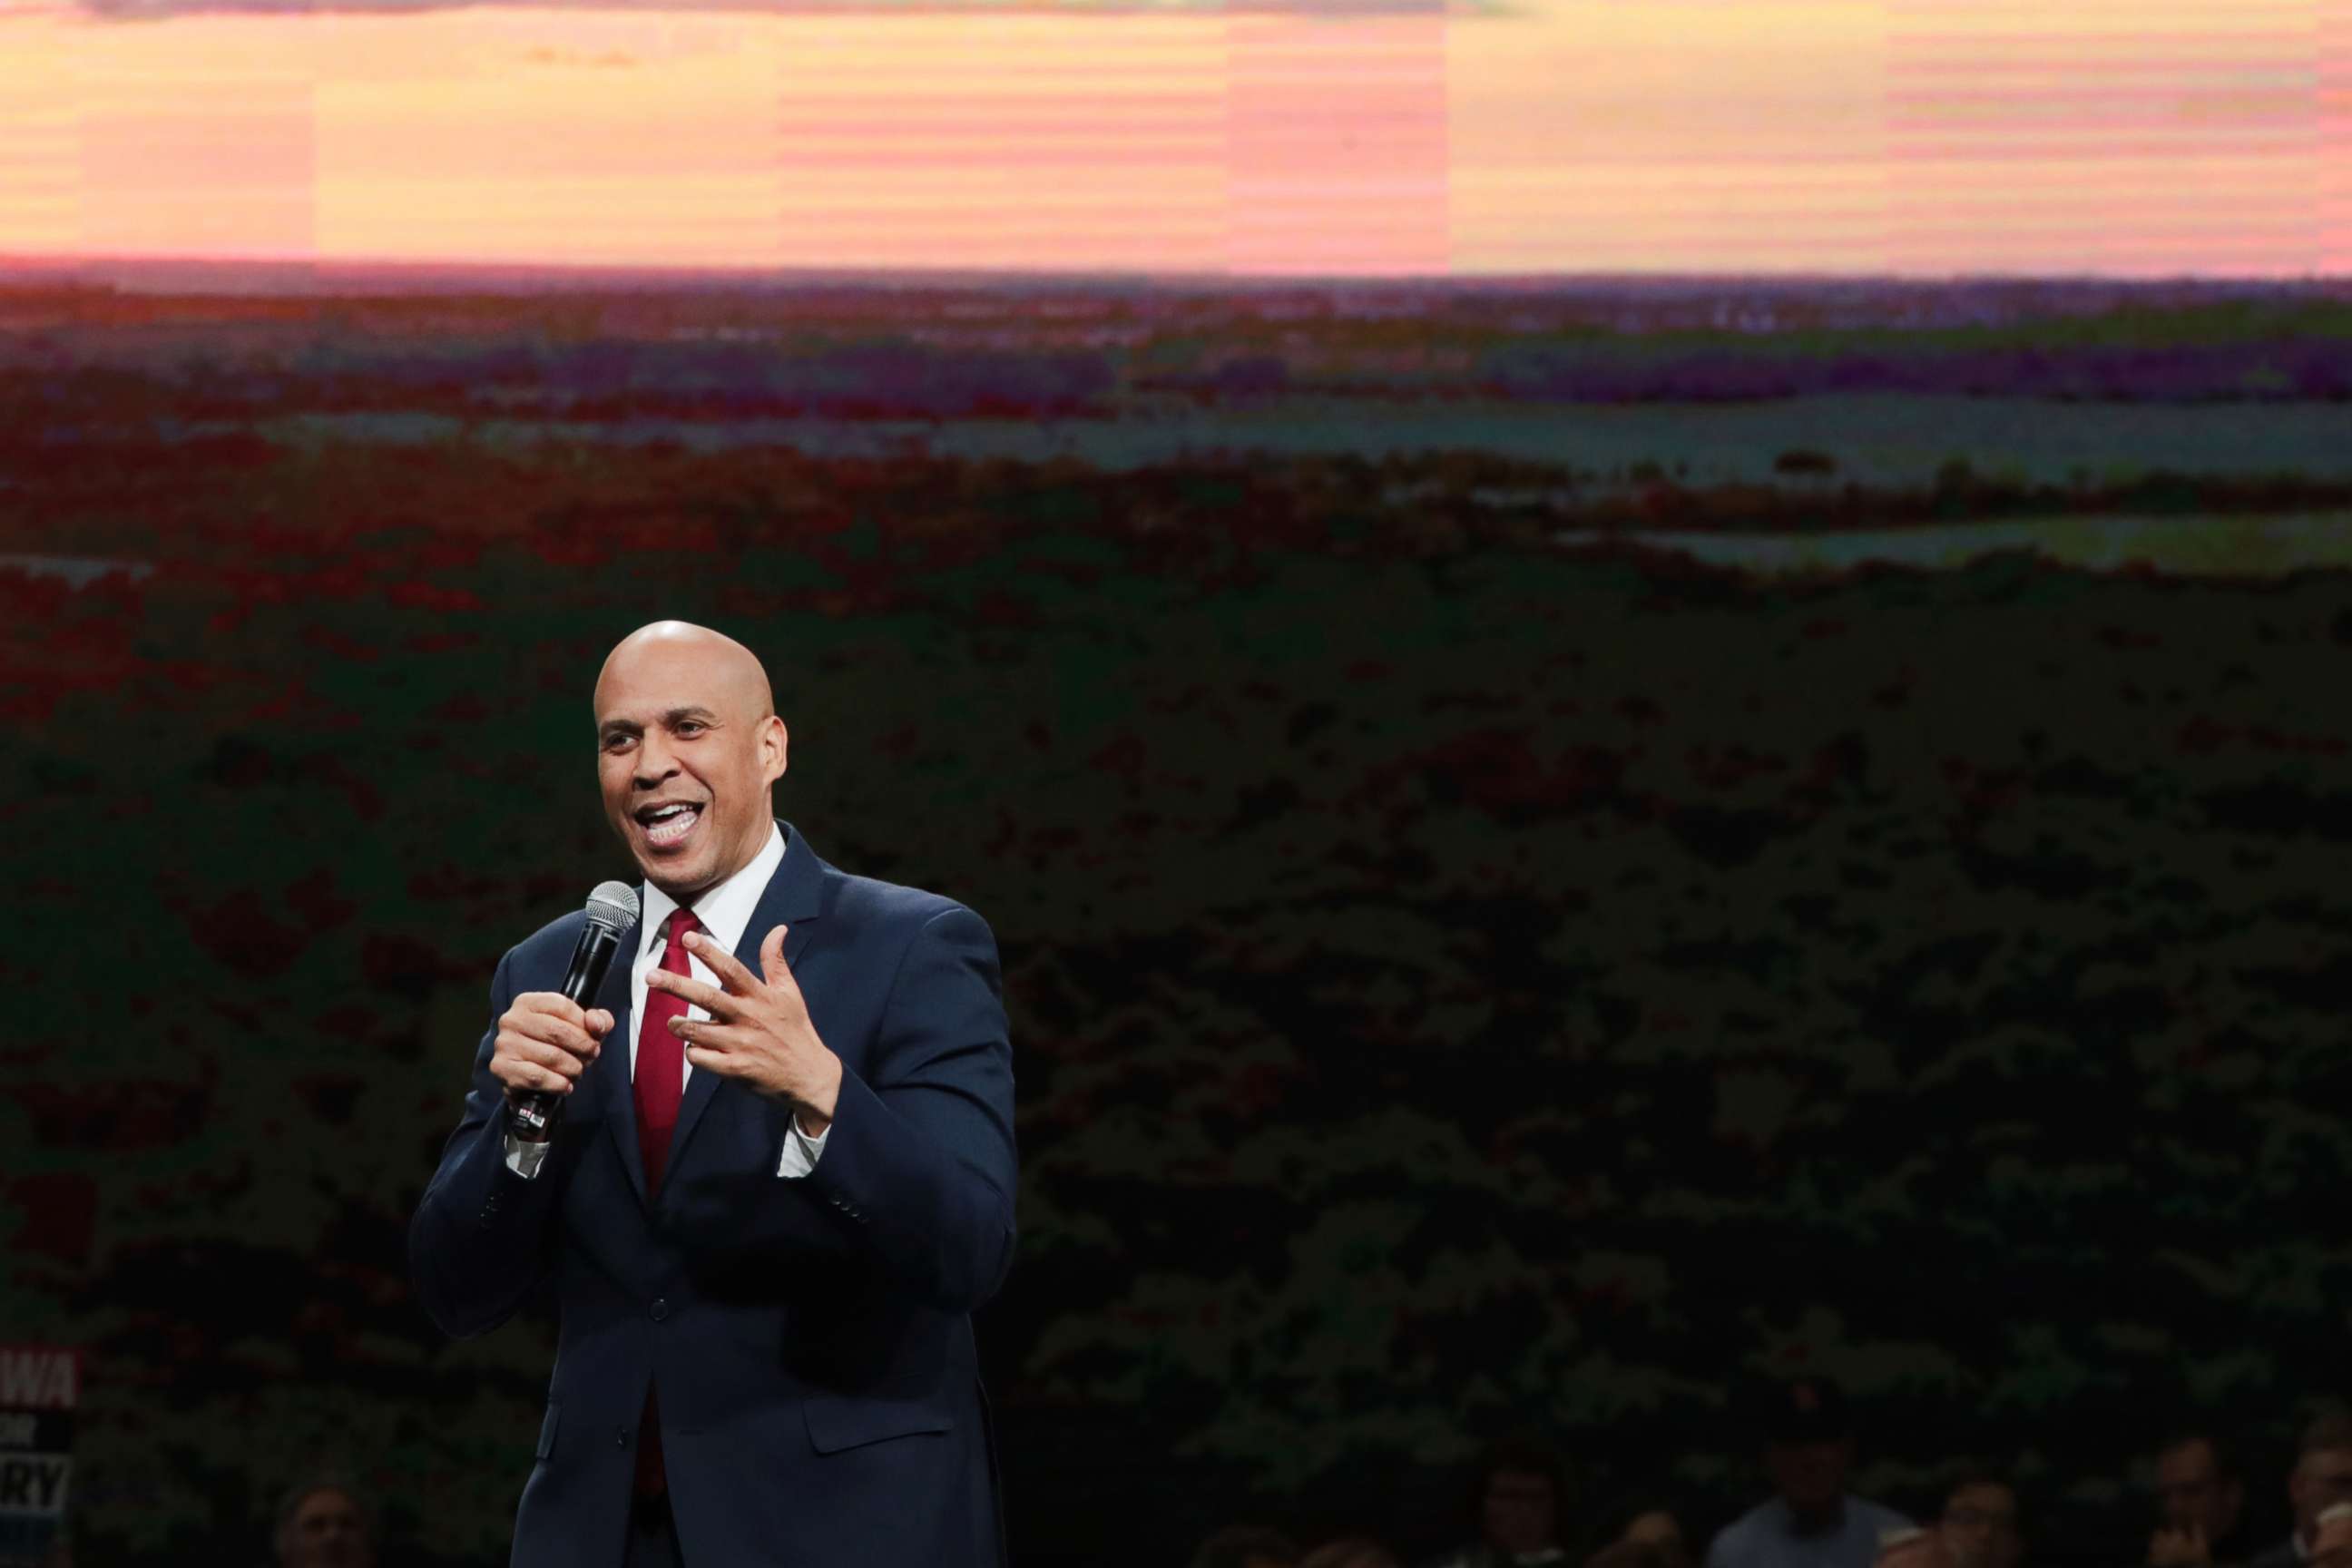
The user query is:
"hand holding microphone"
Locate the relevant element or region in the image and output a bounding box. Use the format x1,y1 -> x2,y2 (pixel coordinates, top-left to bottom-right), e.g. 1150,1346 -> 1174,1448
494,881 -> 640,1142
492,995 -> 613,1114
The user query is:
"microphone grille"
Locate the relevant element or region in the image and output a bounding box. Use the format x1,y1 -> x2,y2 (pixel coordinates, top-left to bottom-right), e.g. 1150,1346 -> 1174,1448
583,880 -> 641,934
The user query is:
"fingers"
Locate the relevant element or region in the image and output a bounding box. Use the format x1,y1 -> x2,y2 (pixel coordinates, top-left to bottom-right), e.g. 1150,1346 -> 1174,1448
644,966 -> 732,1015
492,1031 -> 585,1096
645,929 -> 801,1013
494,992 -> 604,1096
514,990 -> 588,1030
668,1014 -> 735,1053
681,1039 -> 745,1080
760,926 -> 805,1001
670,1018 -> 760,1087
505,1004 -> 603,1063
683,928 -> 765,994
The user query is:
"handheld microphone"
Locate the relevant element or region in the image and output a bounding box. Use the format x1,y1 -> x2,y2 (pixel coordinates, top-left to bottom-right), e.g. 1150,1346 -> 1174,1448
508,879 -> 641,1143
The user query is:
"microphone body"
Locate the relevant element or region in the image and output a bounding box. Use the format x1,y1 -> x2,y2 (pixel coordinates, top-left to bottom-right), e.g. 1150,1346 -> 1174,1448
509,881 -> 640,1143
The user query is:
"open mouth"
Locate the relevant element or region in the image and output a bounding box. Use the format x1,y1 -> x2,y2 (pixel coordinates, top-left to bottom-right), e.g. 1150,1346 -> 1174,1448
634,800 -> 703,850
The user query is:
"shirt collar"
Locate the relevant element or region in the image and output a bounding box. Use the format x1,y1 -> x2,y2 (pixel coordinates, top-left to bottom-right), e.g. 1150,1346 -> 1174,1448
638,822 -> 786,960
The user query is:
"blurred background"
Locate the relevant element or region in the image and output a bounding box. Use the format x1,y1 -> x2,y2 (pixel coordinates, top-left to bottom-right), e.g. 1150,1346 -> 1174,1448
4,2 -> 2352,1565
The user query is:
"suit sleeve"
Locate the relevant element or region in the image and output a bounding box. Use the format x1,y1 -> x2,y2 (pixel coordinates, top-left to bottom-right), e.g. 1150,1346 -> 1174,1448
408,948 -> 566,1338
804,905 -> 1017,1313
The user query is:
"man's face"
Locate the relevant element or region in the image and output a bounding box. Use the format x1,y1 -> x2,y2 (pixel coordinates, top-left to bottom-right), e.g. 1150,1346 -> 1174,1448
595,636 -> 787,902
2291,1448 -> 2352,1537
1767,1437 -> 1851,1514
1482,1468 -> 1558,1556
279,1487 -> 371,1568
1942,1482 -> 2020,1568
2157,1440 -> 2241,1540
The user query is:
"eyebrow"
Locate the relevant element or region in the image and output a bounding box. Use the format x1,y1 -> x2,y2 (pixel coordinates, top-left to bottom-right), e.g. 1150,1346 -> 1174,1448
598,706 -> 722,741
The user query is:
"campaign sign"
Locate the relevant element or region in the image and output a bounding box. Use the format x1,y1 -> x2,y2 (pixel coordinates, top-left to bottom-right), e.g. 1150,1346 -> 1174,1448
0,1347 -> 75,1568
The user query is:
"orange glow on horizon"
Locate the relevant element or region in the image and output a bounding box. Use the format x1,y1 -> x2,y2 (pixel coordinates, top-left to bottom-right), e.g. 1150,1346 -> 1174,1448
0,0 -> 2345,276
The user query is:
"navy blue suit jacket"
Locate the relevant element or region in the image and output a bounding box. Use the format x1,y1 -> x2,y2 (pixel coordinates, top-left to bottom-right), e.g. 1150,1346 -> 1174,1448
410,822 -> 1016,1568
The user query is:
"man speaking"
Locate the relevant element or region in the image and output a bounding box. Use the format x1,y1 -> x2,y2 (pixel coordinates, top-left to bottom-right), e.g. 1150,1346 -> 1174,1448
410,621 -> 1017,1568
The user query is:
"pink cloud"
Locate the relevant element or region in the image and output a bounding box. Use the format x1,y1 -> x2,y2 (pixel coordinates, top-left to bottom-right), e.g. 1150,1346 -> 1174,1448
83,0 -> 1472,16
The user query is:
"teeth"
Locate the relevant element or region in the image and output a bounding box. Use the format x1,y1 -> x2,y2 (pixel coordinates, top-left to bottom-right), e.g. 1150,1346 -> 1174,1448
650,805 -> 689,820
645,806 -> 699,845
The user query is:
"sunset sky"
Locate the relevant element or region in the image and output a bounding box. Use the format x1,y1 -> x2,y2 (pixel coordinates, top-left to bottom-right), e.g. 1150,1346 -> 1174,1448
0,0 -> 2346,275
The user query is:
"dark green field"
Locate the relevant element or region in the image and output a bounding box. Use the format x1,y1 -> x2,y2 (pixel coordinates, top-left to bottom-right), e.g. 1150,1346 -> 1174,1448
6,275 -> 2352,1565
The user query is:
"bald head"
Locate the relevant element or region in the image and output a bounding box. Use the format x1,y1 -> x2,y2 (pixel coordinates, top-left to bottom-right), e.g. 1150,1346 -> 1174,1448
596,621 -> 773,725
593,621 -> 789,900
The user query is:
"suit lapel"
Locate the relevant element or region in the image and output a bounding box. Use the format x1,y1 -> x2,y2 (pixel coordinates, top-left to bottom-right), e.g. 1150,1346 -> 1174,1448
662,820 -> 828,1196
595,916 -> 652,1213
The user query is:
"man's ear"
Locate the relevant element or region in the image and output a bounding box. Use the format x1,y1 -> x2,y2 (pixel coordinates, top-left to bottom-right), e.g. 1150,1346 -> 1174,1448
765,716 -> 790,783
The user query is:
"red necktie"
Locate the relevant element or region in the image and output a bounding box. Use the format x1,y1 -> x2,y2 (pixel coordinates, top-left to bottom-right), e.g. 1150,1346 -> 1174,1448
632,906 -> 698,1499
635,907 -> 699,1196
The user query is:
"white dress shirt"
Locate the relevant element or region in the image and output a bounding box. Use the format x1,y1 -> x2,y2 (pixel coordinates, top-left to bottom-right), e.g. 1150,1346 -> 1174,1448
504,823 -> 828,1180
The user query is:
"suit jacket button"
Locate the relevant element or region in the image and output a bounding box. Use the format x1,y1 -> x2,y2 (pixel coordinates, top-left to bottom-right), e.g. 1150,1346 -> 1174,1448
616,1427 -> 631,1448
650,1298 -> 670,1322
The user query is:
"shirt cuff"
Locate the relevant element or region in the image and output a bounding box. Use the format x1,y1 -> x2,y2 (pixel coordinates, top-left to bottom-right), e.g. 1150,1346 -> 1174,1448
503,1132 -> 552,1181
777,1114 -> 830,1179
